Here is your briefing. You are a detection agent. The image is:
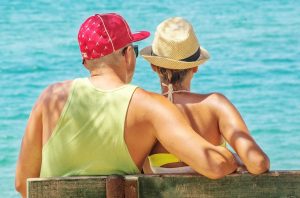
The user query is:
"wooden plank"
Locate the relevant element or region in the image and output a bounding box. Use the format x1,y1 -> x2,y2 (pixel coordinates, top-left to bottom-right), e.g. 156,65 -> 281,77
27,171 -> 300,198
27,176 -> 107,198
124,176 -> 138,198
106,175 -> 125,198
137,171 -> 300,198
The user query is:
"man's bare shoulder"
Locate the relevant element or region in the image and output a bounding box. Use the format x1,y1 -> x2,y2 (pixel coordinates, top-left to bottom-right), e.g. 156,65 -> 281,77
133,88 -> 160,98
45,80 -> 73,95
130,88 -> 179,118
37,80 -> 74,107
133,88 -> 171,107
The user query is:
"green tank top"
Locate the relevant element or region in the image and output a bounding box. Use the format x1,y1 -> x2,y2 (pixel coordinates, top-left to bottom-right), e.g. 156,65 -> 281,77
40,78 -> 140,177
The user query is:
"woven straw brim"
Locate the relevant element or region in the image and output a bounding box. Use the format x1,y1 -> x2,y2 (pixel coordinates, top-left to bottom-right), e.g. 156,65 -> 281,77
141,46 -> 210,69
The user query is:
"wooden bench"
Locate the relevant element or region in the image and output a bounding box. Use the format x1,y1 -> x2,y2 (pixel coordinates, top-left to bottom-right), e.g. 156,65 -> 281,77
27,171 -> 300,198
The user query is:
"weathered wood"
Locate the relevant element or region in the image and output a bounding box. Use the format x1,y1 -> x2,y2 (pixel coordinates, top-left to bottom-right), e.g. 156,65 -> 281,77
27,176 -> 107,198
27,171 -> 300,198
106,175 -> 125,198
137,171 -> 300,198
124,176 -> 138,198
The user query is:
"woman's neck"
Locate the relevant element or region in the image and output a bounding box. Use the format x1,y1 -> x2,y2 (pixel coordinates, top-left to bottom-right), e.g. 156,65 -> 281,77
160,82 -> 191,94
160,82 -> 191,102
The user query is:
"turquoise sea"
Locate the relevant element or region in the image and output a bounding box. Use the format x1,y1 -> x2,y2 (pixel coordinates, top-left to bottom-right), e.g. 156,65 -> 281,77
1,0 -> 299,197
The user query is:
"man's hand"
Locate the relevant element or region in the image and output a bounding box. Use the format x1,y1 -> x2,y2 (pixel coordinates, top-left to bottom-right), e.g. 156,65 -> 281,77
233,153 -> 248,174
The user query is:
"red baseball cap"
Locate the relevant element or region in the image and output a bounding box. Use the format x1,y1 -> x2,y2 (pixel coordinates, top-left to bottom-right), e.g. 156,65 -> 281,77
78,13 -> 150,61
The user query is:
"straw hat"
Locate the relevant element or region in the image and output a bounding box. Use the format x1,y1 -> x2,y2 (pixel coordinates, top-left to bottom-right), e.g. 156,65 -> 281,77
141,17 -> 210,69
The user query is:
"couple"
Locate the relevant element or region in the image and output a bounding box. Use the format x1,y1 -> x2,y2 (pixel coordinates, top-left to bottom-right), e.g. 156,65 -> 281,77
15,13 -> 269,197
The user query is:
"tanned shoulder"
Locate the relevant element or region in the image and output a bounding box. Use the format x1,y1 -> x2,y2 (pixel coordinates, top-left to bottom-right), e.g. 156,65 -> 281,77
207,92 -> 229,103
205,92 -> 233,108
133,88 -> 173,112
40,80 -> 73,106
132,87 -> 186,129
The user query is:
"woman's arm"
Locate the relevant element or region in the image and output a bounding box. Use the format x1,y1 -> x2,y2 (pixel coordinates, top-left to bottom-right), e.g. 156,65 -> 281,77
211,93 -> 270,174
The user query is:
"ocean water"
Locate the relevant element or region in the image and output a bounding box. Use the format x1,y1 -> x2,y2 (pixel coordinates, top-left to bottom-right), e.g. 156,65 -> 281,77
0,0 -> 299,197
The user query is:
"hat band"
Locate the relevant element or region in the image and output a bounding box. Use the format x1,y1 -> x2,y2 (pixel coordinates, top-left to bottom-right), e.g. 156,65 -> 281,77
151,48 -> 201,62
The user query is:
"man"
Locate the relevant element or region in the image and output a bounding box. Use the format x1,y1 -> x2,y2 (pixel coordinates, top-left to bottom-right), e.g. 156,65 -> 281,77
15,13 -> 237,197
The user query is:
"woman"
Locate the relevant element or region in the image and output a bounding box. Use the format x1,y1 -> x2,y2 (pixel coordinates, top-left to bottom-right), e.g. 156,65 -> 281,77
141,17 -> 270,174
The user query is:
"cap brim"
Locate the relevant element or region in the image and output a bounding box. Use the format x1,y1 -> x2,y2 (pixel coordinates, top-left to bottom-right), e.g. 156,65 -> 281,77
132,31 -> 150,42
140,46 -> 210,69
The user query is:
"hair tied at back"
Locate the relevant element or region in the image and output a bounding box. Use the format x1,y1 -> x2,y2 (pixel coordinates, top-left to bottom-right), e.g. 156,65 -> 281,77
162,83 -> 174,102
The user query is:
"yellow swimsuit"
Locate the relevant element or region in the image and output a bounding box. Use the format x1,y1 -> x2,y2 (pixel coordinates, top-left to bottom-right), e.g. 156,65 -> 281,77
148,141 -> 226,173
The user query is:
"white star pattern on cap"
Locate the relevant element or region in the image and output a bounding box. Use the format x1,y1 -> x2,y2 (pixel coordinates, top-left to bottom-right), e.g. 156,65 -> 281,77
81,20 -> 107,59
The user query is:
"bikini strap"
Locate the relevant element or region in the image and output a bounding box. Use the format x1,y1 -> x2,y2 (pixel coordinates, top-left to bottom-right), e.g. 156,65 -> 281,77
162,83 -> 174,102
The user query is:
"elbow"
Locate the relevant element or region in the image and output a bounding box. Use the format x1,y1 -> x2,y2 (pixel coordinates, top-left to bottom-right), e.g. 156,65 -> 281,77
204,148 -> 238,179
207,171 -> 227,180
247,155 -> 270,175
15,178 -> 26,197
15,178 -> 22,193
205,159 -> 237,179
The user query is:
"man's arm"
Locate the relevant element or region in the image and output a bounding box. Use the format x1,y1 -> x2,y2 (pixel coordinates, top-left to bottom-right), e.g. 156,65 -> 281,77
143,92 -> 237,179
15,91 -> 44,197
211,93 -> 270,174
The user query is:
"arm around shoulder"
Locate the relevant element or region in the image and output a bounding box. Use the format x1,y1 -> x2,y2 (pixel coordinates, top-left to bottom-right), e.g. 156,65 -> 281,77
141,91 -> 237,179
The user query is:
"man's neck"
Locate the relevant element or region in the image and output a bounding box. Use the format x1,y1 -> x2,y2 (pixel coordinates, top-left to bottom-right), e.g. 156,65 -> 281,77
88,66 -> 128,90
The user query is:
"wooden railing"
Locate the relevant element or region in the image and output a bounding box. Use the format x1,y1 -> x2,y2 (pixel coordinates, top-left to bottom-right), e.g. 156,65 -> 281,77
27,171 -> 300,198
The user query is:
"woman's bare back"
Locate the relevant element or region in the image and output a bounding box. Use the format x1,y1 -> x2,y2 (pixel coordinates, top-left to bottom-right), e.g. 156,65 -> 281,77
150,92 -> 225,168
